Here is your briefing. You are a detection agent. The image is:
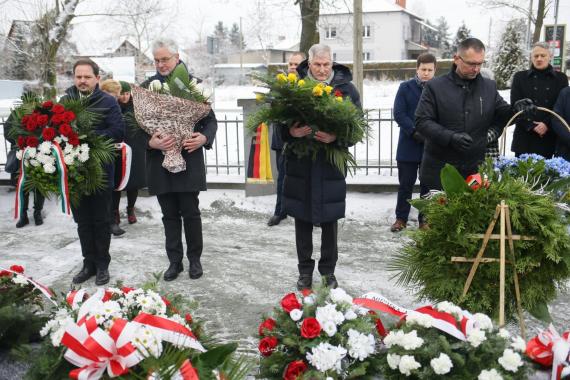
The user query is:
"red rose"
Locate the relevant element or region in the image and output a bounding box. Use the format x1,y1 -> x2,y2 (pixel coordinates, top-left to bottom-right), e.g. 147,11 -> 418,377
42,127 -> 56,141
9,265 -> 24,273
300,317 -> 321,339
258,336 -> 278,357
63,111 -> 76,123
26,136 -> 39,148
185,313 -> 193,324
102,290 -> 113,302
17,136 -> 26,149
281,293 -> 301,313
334,89 -> 343,97
42,100 -> 54,109
0,270 -> 12,277
258,318 -> 276,336
68,132 -> 80,146
121,286 -> 135,294
51,104 -> 65,114
38,114 -> 49,126
51,113 -> 64,125
283,360 -> 308,380
59,123 -> 72,136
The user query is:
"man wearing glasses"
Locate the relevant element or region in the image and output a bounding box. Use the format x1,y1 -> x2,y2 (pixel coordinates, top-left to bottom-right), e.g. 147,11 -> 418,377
415,37 -> 535,191
141,38 -> 218,282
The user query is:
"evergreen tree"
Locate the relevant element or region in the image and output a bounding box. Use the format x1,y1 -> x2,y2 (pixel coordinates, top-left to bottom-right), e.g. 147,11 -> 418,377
229,22 -> 245,49
493,18 -> 528,90
435,17 -> 452,58
424,19 -> 439,48
449,22 -> 472,56
214,21 -> 228,41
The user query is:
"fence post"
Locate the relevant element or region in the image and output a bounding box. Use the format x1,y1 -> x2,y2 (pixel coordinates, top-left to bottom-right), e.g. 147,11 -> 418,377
237,98 -> 278,197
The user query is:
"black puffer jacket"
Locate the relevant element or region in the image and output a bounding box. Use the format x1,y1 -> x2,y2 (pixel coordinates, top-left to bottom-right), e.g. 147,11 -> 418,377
415,65 -> 512,189
282,60 -> 361,223
552,86 -> 570,161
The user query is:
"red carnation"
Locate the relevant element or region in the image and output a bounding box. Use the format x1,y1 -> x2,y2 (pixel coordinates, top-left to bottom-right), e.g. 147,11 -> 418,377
17,136 -> 26,149
258,318 -> 276,336
102,290 -> 113,302
0,270 -> 12,277
334,89 -> 343,97
62,111 -> 76,123
38,114 -> 49,126
42,127 -> 56,141
301,288 -> 313,297
67,132 -> 80,146
300,317 -> 321,339
26,136 -> 39,148
59,123 -> 73,136
51,113 -> 64,125
185,313 -> 193,324
258,336 -> 278,357
284,360 -> 308,380
121,286 -> 135,294
51,104 -> 65,114
280,293 -> 301,313
9,265 -> 24,273
42,100 -> 54,109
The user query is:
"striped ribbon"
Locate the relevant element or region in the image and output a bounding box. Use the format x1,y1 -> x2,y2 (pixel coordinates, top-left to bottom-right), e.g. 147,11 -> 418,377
0,266 -> 56,305
14,147 -> 29,220
114,143 -> 132,191
51,141 -> 71,215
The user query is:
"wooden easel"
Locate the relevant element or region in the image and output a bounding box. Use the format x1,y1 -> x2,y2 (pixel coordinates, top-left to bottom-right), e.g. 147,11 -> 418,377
451,200 -> 535,338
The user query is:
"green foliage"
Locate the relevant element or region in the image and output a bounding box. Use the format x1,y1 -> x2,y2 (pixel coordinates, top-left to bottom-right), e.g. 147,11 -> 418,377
165,64 -> 209,103
390,164 -> 570,322
493,18 -> 528,90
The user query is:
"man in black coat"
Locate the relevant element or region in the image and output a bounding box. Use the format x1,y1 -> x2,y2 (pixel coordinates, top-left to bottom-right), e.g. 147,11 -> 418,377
283,43 -> 361,290
267,51 -> 305,227
142,38 -> 217,282
63,59 -> 125,286
511,42 -> 569,158
415,38 -> 535,190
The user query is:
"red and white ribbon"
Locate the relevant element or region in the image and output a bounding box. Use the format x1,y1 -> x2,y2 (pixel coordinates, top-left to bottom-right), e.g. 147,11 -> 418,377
14,147 -> 30,220
51,141 -> 71,215
0,266 -> 56,305
66,289 -> 88,310
132,312 -> 205,352
115,142 -> 132,191
526,325 -> 570,380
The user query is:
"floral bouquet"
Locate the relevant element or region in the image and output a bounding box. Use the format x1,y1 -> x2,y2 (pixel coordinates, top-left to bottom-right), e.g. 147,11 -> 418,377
257,285 -> 383,379
246,72 -> 369,174
7,93 -> 115,213
526,325 -> 570,380
0,265 -> 53,351
29,283 -> 248,380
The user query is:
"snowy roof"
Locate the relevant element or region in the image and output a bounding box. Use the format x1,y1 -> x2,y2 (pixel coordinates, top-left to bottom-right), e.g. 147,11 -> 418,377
321,0 -> 422,19
214,63 -> 267,69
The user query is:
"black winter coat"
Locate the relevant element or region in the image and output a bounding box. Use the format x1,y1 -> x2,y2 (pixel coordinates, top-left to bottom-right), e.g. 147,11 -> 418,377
282,60 -> 361,223
141,66 -> 218,196
61,85 -> 125,190
415,65 -> 512,189
510,65 -> 568,158
552,87 -> 570,161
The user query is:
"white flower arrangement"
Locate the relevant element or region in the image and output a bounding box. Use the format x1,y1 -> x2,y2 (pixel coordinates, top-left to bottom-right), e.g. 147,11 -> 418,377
430,353 -> 453,375
346,329 -> 375,361
498,348 -> 524,372
306,342 -> 347,373
478,368 -> 504,380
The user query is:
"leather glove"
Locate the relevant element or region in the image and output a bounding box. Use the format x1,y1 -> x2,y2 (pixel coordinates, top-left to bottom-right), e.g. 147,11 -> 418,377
513,98 -> 536,119
450,132 -> 473,152
411,130 -> 425,143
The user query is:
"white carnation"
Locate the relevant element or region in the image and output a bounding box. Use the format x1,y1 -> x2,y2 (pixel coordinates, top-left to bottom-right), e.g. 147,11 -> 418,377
27,147 -> 37,158
406,312 -> 434,328
290,309 -> 303,321
387,353 -> 401,370
64,154 -> 74,165
478,368 -> 504,380
467,328 -> 487,348
344,309 -> 357,320
401,330 -> 424,350
436,301 -> 463,319
39,141 -> 52,154
43,163 -> 56,174
430,353 -> 453,375
329,288 -> 353,305
78,151 -> 89,162
473,313 -> 494,331
303,295 -> 315,305
346,329 -> 375,361
498,348 -> 523,372
322,321 -> 337,337
498,328 -> 510,339
306,342 -> 347,373
510,336 -> 526,353
383,330 -> 404,348
398,354 -> 421,376
316,303 -> 345,326
11,274 -> 29,285
63,143 -> 74,154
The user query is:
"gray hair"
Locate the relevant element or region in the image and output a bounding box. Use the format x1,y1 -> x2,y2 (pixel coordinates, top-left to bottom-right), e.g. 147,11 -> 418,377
151,38 -> 179,55
532,41 -> 550,51
308,44 -> 332,62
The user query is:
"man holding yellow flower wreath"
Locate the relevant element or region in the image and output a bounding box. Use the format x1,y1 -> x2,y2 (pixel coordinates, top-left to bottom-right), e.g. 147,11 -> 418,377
282,43 -> 362,291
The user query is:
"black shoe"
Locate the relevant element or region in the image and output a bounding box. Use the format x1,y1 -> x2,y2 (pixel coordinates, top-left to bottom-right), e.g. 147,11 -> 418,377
111,224 -> 126,236
189,261 -> 203,279
267,215 -> 286,226
33,210 -> 43,226
324,274 -> 338,289
16,213 -> 29,228
164,262 -> 183,281
72,267 -> 96,284
297,274 -> 313,290
95,269 -> 110,286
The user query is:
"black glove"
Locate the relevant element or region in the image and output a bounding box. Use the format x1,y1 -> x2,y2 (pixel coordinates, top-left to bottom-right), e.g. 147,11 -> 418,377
411,130 -> 425,143
513,98 -> 536,119
450,132 -> 473,152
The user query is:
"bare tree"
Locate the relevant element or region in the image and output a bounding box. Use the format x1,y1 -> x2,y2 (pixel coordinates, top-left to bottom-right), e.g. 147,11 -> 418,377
296,0 -> 320,55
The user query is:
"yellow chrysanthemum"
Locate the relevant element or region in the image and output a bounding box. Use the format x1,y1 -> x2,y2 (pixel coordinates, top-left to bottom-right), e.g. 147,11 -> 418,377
287,73 -> 297,83
312,86 -> 324,97
335,96 -> 343,102
324,85 -> 333,95
255,93 -> 265,102
276,73 -> 287,83
297,79 -> 305,86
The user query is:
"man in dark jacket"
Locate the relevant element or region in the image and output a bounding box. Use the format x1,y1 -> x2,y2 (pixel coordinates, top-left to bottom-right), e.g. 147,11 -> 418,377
390,53 -> 436,232
283,43 -> 361,290
552,87 -> 570,161
511,42 -> 569,158
64,59 -> 125,286
415,37 -> 535,190
267,51 -> 305,227
142,38 -> 217,282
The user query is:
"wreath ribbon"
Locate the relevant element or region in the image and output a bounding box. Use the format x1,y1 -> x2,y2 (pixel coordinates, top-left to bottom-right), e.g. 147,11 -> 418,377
14,147 -> 29,220
526,325 -> 570,380
0,266 -> 56,305
114,142 -> 132,191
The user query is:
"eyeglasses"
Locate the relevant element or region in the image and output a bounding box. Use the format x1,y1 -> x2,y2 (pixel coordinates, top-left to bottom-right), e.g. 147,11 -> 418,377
457,55 -> 486,68
154,55 -> 175,65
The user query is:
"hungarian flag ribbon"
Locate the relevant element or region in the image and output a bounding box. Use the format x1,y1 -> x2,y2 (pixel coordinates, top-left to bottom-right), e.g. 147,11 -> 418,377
51,141 -> 71,215
14,147 -> 29,220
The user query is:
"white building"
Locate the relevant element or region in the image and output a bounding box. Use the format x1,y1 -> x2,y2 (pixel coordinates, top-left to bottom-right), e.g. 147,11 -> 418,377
319,0 -> 436,62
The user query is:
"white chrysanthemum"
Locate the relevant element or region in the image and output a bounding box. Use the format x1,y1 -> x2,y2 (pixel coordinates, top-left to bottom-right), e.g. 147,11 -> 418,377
510,336 -> 526,353
78,151 -> 89,163
430,353 -> 453,375
40,309 -> 74,347
135,290 -> 167,315
346,329 -> 375,361
43,163 -> 56,174
478,368 -> 504,380
344,309 -> 357,320
303,295 -> 315,305
306,342 -> 347,373
467,328 -> 487,348
387,353 -> 401,370
149,80 -> 163,92
121,288 -> 145,308
383,330 -> 404,348
498,328 -> 511,339
132,325 -> 163,358
406,312 -> 434,328
398,354 -> 421,376
39,141 -> 52,154
436,301 -> 463,319
290,309 -> 303,321
329,288 -> 353,305
316,303 -> 345,326
27,147 -> 37,158
11,274 -> 29,285
473,313 -> 494,331
498,349 -> 523,372
322,321 -> 337,337
87,301 -> 108,325
64,154 -> 74,165
63,143 -> 74,154
79,143 -> 90,154
101,300 -> 123,320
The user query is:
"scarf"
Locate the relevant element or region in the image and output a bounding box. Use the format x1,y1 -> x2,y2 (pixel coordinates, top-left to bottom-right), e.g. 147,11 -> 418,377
307,69 -> 335,85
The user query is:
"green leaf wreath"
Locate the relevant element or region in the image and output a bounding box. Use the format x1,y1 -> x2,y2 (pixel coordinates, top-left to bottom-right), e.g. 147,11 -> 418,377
389,163 -> 570,322
246,72 -> 369,174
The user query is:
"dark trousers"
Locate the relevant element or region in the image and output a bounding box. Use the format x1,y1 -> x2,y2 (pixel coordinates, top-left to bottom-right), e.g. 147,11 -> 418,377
156,192 -> 202,265
22,190 -> 45,213
273,150 -> 286,217
71,190 -> 112,271
396,161 -> 429,223
295,218 -> 338,275
112,190 -> 138,211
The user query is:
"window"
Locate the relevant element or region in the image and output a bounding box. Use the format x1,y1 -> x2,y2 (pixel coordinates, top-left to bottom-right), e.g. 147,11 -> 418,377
363,52 -> 371,61
363,25 -> 371,38
325,26 -> 337,39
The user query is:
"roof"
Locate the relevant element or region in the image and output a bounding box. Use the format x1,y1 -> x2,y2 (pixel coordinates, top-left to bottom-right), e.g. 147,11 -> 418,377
321,0 -> 422,19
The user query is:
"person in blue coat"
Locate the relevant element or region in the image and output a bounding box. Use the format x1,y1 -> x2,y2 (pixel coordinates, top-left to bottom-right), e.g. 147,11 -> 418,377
61,59 -> 125,286
390,53 -> 436,232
